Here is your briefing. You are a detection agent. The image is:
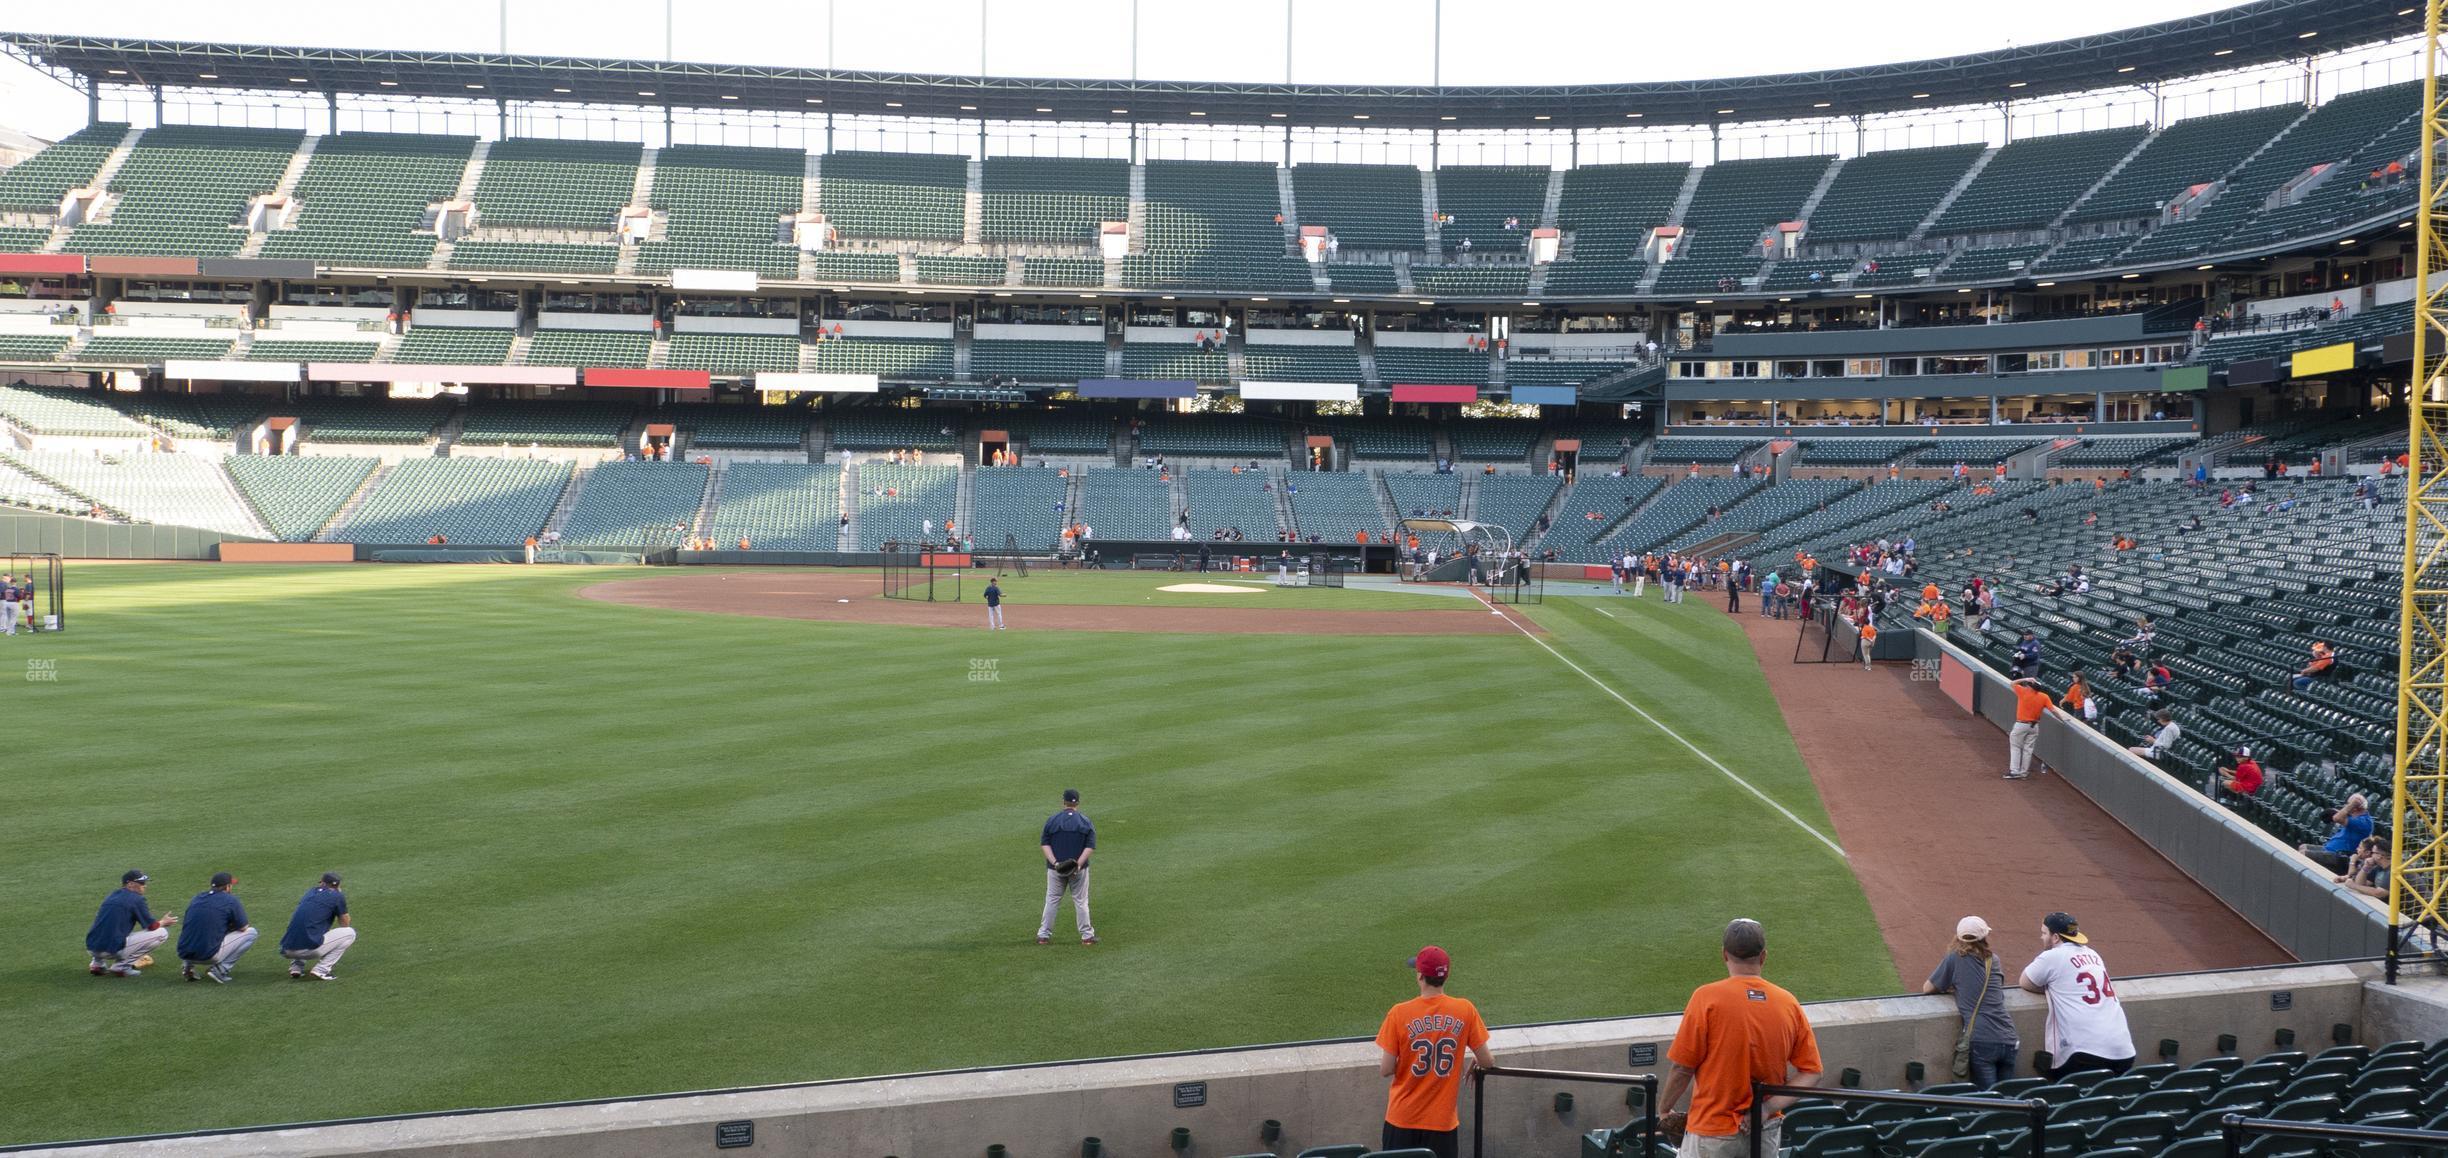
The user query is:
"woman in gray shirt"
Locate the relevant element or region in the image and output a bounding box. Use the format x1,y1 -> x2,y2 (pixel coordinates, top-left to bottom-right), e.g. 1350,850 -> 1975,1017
1924,915 -> 2020,1088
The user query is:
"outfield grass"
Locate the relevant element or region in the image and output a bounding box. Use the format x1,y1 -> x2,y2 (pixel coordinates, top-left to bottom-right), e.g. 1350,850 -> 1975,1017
2,565 -> 1894,1144
892,567 -> 1479,610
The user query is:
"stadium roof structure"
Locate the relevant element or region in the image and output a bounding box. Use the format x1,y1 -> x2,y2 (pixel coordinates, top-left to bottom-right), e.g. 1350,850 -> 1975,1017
0,1 -> 2423,132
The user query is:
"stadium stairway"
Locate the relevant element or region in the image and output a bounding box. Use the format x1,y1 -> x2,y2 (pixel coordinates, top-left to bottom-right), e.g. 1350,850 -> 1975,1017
2052,128 -> 2163,229
540,464 -> 592,540
689,459 -> 725,542
41,128 -> 144,252
310,463 -> 390,541
1906,146 -> 2001,242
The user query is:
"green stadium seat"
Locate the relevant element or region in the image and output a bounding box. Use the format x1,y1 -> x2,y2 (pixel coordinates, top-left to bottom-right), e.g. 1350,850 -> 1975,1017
260,133 -> 473,268
65,125 -> 302,258
559,460 -> 708,547
336,456 -> 570,544
224,454 -> 377,541
634,144 -> 803,277
710,462 -> 841,550
471,138 -> 640,230
981,156 -> 1128,243
821,151 -> 965,241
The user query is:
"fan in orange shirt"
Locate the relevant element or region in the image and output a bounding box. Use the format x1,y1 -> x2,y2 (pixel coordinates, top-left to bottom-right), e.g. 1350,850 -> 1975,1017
1375,946 -> 1497,1158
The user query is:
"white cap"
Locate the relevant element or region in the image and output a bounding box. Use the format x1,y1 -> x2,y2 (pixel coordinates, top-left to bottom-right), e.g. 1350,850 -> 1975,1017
1956,916 -> 1992,942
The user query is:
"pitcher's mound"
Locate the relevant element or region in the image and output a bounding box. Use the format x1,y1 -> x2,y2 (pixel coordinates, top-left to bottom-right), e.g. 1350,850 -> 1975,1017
1156,582 -> 1268,594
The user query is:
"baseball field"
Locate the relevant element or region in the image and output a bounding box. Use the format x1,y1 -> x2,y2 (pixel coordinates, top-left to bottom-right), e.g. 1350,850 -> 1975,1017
2,563 -> 1897,1145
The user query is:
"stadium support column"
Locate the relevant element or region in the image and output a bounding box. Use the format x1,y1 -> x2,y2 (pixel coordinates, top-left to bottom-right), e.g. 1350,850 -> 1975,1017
2390,0 -> 2448,984
87,81 -> 99,128
151,85 -> 163,126
326,91 -> 339,136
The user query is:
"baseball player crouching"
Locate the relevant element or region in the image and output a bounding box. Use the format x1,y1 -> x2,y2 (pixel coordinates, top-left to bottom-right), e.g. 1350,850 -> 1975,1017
178,872 -> 257,984
86,869 -> 177,977
1037,788 -> 1098,946
279,872 -> 357,981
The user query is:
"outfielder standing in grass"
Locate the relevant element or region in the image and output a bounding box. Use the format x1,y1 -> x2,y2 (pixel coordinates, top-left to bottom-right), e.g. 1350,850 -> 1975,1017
1038,788 -> 1096,945
984,577 -> 1005,630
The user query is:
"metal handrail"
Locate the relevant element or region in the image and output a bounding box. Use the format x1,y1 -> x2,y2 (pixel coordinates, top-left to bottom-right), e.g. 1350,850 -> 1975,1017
2218,1113 -> 2448,1157
1748,1083 -> 2049,1158
1471,1066 -> 1657,1158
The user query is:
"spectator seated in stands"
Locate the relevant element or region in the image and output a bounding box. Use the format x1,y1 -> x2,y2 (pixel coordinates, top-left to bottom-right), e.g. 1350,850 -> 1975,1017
2216,746 -> 2263,799
2299,793 -> 2374,874
2127,709 -> 2180,762
2335,835 -> 2389,898
2142,662 -> 2174,701
2292,641 -> 2339,692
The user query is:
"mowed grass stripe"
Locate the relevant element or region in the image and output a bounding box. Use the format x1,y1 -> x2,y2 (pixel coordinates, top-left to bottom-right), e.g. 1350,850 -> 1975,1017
0,565 -> 1892,1144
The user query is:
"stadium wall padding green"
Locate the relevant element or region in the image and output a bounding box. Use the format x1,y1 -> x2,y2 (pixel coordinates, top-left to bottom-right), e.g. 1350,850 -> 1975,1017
0,511 -> 261,559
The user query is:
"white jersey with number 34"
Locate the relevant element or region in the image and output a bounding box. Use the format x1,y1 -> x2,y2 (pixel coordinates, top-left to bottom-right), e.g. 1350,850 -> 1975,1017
2022,943 -> 2136,1062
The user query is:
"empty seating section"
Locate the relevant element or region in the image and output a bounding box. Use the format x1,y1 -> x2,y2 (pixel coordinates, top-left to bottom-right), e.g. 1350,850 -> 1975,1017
808,336 -> 954,380
969,467 -> 1070,548
5,448 -> 260,536
0,384 -> 152,435
1451,420 -> 1538,462
118,393 -> 263,439
971,339 -> 1104,383
1504,359 -> 1635,389
1938,243 -> 2051,281
1602,477 -> 1761,557
1748,479 -> 1952,560
1434,166 -> 1549,251
1852,252 -> 1950,287
1665,477 -> 1853,551
1917,438 -> 2041,466
448,240 -> 619,273
914,255 -> 1009,286
339,456 -> 568,543
665,332 -> 799,374
1932,125 -> 2149,235
0,226 -> 49,251
1545,475 -> 1664,560
1651,437 -> 1759,465
558,460 -> 707,547
997,410 -> 1114,456
0,332 -> 69,362
1119,343 -> 1227,381
634,145 -> 801,277
828,410 -> 955,451
0,122 -> 130,211
525,329 -> 650,368
2224,107 -> 2422,253
1139,414 -> 1283,458
2121,84 -> 2416,264
457,401 -> 630,447
1372,345 -> 1489,387
1551,420 -> 1647,463
1124,161 -> 1309,293
1469,474 -> 1561,542
288,397 -> 447,443
1292,164 -> 1424,251
1409,266 -> 1529,297
223,454 -> 376,540
1021,257 -> 1103,288
1240,341 -> 1362,383
981,157 -> 1128,243
1762,256 -> 1860,291
2033,233 -> 2137,273
0,458 -> 78,512
1181,469 -> 1281,538
392,327 -> 513,364
77,335 -> 233,363
2072,105 -> 2302,224
261,133 -> 472,268
1326,264 -> 1399,293
244,339 -> 380,362
1078,467 -> 1175,538
1384,471 -> 1461,516
1557,162 -> 1688,258
671,403 -> 805,449
709,463 -> 840,549
1540,258 -> 1647,295
1651,155 -> 1832,294
1804,144 -> 1985,243
852,462 -> 958,548
1801,438 -> 1931,466
806,251 -> 904,282
1343,417 -> 1434,460
470,139 -> 639,230
820,151 -> 965,240
2055,436 -> 2198,467
1285,471 -> 1382,540
66,125 -> 301,257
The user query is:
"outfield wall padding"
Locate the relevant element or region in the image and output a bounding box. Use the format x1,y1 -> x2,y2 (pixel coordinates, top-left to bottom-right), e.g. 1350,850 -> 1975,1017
218,543 -> 355,563
0,511 -> 261,559
20,964 -> 2392,1157
1914,629 -> 2389,962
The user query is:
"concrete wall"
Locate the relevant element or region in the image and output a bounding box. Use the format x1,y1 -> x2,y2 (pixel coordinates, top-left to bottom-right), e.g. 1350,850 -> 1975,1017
1914,631 -> 2392,962
47,965 -> 2398,1158
0,510 -> 257,558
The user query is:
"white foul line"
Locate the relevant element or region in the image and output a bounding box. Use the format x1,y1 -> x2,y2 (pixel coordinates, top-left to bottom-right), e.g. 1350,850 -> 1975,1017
1590,606 -> 1617,619
1466,588 -> 1848,859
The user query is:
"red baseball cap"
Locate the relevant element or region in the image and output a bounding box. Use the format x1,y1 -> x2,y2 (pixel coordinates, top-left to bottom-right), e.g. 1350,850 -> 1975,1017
1410,945 -> 1451,983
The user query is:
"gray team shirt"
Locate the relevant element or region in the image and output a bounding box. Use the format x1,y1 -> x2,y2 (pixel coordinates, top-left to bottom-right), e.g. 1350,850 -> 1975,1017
1927,952 -> 2018,1047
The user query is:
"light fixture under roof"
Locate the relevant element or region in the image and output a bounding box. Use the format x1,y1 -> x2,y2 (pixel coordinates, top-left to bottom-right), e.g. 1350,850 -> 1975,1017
2120,272 -> 2140,278
379,79 -> 398,86
1189,110 -> 1207,116
1162,294 -> 1177,300
1911,92 -> 1930,99
1626,111 -> 1644,118
2298,29 -> 2318,37
1251,296 -> 1269,302
1111,108 -> 1128,115
198,73 -> 217,79
1715,108 -> 1734,115
1269,111 -> 1287,118
554,87 -> 573,94
1853,293 -> 1872,299
885,101 -> 902,107
106,68 -> 125,75
2341,238 -> 2358,245
2116,65 -> 2137,73
1440,115 -> 1457,121
289,77 -> 310,84
465,83 -> 485,90
958,104 -> 975,110
1695,299 -> 1714,305
638,90 -> 655,97
1533,114 -> 1551,121
2036,281 -> 2056,287
2008,81 -> 2027,88
1331,298 -> 1350,304
1036,106 -> 1053,113
720,94 -> 738,100
2212,48 -> 2234,56
1353,113 -> 1371,120
2197,264 -> 2215,270
1810,102 -> 1830,109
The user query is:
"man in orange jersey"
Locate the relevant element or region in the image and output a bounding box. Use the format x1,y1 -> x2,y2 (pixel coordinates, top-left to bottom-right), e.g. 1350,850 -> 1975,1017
2006,676 -> 2057,781
1375,945 -> 1497,1158
1658,920 -> 1824,1158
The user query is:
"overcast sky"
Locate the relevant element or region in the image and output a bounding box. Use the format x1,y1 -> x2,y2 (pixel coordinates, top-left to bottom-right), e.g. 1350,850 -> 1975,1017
0,0 -> 2254,140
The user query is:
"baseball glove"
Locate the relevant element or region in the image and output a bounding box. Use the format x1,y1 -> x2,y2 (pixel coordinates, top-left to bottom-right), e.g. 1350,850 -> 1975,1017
1053,859 -> 1079,875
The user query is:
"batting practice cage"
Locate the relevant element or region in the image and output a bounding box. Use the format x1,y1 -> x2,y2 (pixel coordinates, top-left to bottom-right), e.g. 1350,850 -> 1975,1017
1399,518 -> 1540,603
983,533 -> 1030,578
881,543 -> 964,602
1305,553 -> 1346,588
1796,602 -> 1851,663
5,553 -> 64,632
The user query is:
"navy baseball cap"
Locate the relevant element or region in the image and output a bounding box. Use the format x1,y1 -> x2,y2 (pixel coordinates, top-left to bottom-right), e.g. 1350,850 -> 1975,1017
2044,912 -> 2088,945
1062,788 -> 1080,803
122,869 -> 148,884
210,872 -> 234,887
320,871 -> 343,886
